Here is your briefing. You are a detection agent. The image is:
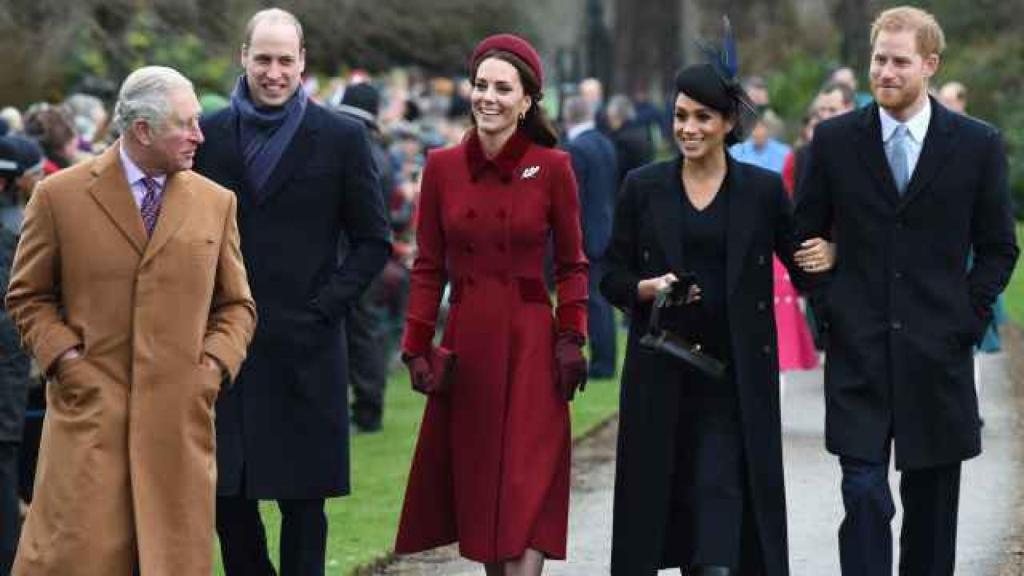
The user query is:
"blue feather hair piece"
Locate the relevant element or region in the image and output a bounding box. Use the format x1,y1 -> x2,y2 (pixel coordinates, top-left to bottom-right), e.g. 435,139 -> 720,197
693,15 -> 759,139
697,16 -> 739,82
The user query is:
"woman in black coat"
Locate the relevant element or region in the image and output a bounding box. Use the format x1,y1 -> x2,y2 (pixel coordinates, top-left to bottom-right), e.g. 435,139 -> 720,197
600,63 -> 834,576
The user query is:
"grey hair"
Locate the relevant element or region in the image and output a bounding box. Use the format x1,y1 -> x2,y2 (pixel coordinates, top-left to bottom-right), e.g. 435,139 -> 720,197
562,95 -> 591,126
606,94 -> 636,123
65,93 -> 107,141
65,93 -> 105,120
113,66 -> 193,135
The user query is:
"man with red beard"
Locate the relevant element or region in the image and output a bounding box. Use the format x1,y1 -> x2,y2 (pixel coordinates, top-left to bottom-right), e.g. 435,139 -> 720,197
795,6 -> 1018,575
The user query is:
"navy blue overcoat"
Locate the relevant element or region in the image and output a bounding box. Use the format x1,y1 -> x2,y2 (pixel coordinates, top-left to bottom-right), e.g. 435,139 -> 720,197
195,102 -> 390,498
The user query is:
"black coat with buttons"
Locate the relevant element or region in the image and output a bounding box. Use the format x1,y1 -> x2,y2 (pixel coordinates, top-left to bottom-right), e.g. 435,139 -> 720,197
195,102 -> 390,498
601,157 -> 807,576
795,100 -> 1018,471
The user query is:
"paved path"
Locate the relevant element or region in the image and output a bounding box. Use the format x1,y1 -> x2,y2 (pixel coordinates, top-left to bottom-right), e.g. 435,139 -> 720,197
381,353 -> 1021,575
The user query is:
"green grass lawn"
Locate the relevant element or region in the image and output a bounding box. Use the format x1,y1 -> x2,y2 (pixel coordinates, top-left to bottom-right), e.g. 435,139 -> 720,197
1004,223 -> 1024,324
214,337 -> 624,575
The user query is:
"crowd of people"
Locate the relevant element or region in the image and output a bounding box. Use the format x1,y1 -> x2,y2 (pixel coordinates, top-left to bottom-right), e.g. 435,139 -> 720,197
0,4 -> 1017,576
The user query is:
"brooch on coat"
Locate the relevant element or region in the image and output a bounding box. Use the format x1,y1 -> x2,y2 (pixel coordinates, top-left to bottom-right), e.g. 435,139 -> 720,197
521,165 -> 540,179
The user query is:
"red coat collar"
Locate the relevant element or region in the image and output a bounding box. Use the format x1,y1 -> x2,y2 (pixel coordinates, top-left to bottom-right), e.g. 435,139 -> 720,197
464,129 -> 531,182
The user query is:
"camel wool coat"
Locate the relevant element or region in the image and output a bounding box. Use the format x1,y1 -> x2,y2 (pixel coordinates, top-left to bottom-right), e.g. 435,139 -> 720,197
6,144 -> 257,576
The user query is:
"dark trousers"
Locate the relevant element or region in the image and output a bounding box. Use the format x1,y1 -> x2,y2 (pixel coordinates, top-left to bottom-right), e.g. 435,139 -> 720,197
347,290 -> 387,430
216,494 -> 327,576
587,258 -> 617,377
0,442 -> 19,576
839,455 -> 961,576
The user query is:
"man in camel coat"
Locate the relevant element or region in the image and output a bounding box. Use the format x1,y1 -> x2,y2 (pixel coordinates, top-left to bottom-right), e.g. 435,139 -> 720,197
6,65 -> 256,575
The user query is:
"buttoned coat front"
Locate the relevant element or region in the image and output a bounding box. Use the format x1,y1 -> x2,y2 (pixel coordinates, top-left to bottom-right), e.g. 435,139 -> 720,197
795,100 -> 1019,470
194,102 -> 390,498
601,158 -> 802,576
395,131 -> 588,563
6,144 -> 256,576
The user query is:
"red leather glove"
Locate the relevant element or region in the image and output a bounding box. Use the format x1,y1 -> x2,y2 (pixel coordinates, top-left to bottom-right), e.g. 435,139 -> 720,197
402,354 -> 434,395
555,332 -> 587,401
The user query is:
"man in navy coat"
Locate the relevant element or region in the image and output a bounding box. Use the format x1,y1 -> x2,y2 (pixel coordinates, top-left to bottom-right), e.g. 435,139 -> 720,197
563,95 -> 618,377
795,7 -> 1018,575
193,8 -> 389,575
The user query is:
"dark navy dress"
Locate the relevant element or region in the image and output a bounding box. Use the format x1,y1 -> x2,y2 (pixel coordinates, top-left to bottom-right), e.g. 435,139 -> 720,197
668,176 -> 746,570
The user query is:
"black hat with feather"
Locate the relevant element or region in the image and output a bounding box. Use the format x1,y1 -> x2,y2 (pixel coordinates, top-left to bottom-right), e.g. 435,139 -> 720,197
673,16 -> 758,145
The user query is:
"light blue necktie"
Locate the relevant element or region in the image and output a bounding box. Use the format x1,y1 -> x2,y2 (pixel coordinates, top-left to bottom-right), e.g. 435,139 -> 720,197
887,124 -> 910,196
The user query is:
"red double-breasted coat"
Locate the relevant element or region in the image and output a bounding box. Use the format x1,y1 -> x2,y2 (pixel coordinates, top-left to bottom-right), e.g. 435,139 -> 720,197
395,130 -> 588,562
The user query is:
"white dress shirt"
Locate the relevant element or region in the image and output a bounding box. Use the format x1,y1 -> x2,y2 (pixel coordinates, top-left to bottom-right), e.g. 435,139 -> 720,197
118,144 -> 167,209
879,98 -> 931,180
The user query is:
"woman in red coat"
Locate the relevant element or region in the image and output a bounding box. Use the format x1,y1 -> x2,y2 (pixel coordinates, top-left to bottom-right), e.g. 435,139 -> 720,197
394,34 -> 589,575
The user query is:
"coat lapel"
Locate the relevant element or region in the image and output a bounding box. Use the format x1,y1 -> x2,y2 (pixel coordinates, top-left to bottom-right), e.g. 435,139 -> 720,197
899,98 -> 958,210
650,158 -> 686,275
140,171 -> 194,267
725,159 -> 757,297
852,104 -> 900,206
252,105 -> 319,206
87,144 -> 147,255
209,109 -> 248,200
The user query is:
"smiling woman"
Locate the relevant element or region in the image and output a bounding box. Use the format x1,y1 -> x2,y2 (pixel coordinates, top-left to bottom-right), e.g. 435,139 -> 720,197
471,58 -> 531,148
394,33 -> 587,576
601,52 -> 834,574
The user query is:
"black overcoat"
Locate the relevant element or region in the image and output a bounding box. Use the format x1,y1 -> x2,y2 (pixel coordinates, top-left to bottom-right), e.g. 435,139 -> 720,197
794,100 -> 1018,470
194,102 -> 390,498
601,157 -> 806,576
0,226 -> 30,443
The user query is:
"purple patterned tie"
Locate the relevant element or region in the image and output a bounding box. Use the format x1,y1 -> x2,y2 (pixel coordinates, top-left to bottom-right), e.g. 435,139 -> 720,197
140,177 -> 163,237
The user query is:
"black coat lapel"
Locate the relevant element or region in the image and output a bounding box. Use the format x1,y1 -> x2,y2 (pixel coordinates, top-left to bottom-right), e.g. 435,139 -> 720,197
650,158 -> 686,276
725,159 -> 757,297
254,105 -> 320,206
853,104 -> 900,206
199,108 -> 249,205
899,98 -> 958,209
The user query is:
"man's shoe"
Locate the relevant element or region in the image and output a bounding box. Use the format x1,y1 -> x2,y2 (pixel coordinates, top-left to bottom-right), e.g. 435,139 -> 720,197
351,420 -> 382,435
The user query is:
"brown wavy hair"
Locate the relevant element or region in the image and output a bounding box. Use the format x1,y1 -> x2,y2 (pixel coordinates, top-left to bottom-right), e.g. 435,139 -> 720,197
470,50 -> 559,148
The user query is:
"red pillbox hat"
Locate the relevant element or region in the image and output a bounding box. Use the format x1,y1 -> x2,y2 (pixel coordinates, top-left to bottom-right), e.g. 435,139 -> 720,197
470,33 -> 543,86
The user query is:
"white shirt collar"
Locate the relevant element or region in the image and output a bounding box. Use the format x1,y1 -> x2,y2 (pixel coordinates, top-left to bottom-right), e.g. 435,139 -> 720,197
879,97 -> 931,144
118,143 -> 167,189
567,121 -> 595,142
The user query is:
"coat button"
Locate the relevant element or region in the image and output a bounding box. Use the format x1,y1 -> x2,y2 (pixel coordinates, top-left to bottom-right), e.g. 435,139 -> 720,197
466,278 -> 475,287
466,209 -> 477,219
641,249 -> 650,263
497,209 -> 507,219
891,320 -> 903,331
762,344 -> 772,354
894,271 -> 903,280
757,301 -> 767,311
757,254 -> 766,266
465,243 -> 475,254
497,244 -> 506,253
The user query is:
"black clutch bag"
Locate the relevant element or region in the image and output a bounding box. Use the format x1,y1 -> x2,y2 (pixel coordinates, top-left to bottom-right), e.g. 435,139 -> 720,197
638,275 -> 727,380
